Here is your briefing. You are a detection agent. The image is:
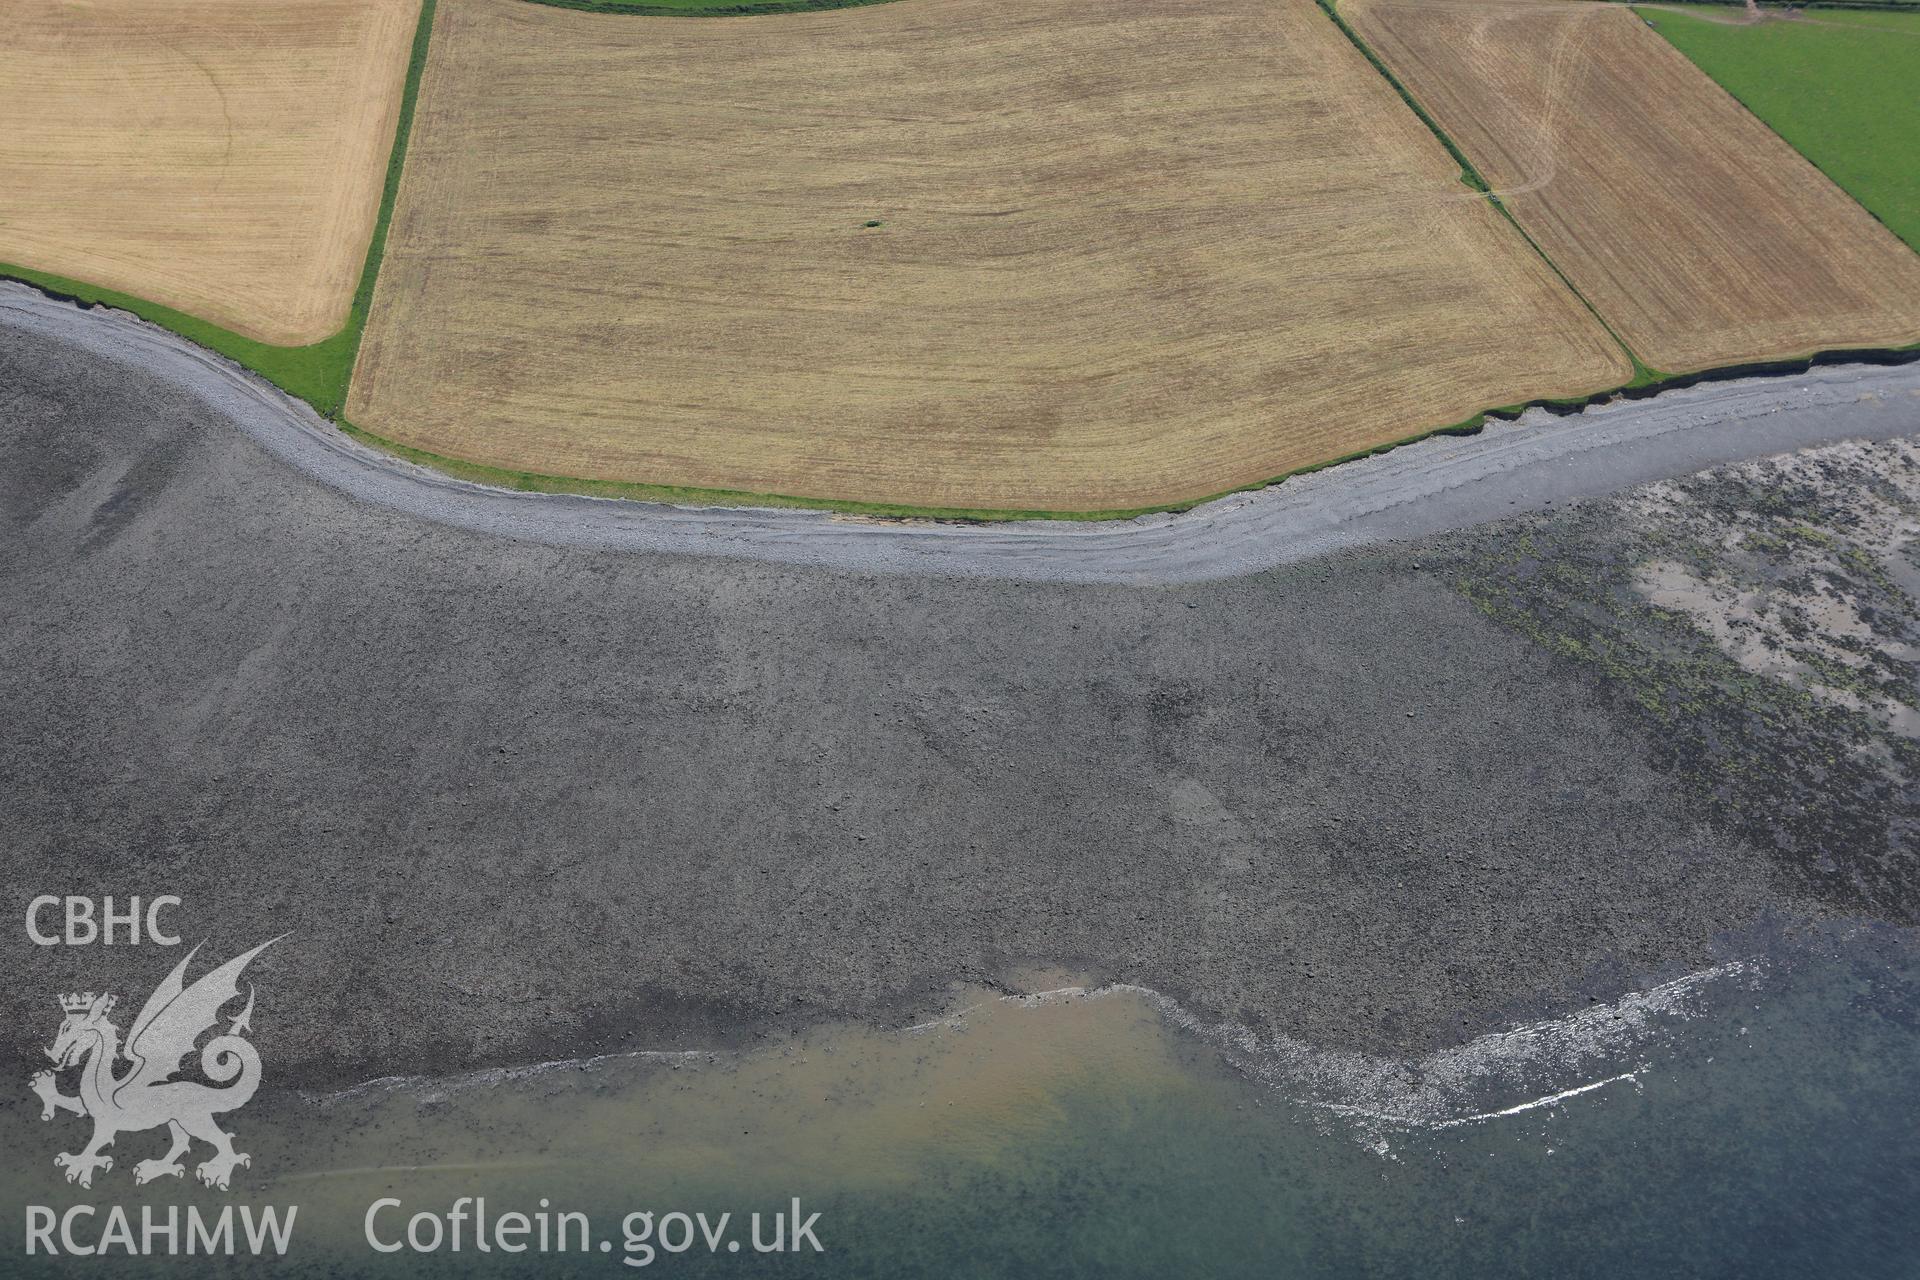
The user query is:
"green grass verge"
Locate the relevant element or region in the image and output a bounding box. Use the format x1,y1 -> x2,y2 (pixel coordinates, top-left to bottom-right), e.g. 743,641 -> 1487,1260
0,0 -> 438,417
339,416 -> 1517,524
0,264 -> 356,409
1314,0 -> 1489,194
1638,4 -> 1920,253
331,382 -> 1641,524
344,332 -> 1913,522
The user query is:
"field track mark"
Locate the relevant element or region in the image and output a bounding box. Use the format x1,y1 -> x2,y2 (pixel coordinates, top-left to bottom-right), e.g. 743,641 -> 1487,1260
1469,2 -> 1601,200
1369,0 -> 1617,201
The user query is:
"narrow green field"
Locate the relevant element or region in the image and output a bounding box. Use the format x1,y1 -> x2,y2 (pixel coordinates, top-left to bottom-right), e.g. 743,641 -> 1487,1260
0,0 -> 437,416
1639,4 -> 1920,252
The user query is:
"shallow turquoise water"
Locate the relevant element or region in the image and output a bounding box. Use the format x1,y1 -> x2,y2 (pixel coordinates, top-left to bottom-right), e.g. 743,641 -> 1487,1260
5,927 -> 1917,1278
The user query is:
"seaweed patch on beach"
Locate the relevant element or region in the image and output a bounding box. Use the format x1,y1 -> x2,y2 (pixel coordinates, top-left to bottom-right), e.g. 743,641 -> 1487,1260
1442,439 -> 1920,918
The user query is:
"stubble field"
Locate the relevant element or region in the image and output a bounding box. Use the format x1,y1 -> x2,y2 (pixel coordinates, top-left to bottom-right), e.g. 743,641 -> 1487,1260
0,0 -> 421,346
348,0 -> 1630,513
1342,0 -> 1920,375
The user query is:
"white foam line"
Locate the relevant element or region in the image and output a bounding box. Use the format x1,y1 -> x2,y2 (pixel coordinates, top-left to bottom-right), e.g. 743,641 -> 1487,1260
902,985 -> 1089,1033
1305,1069 -> 1643,1131
312,1048 -> 720,1104
902,1002 -> 987,1035
277,1160 -> 559,1182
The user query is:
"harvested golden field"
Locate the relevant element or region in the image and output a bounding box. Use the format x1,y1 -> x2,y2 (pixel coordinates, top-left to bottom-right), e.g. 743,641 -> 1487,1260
0,0 -> 420,346
1342,0 -> 1920,376
349,0 -> 1630,513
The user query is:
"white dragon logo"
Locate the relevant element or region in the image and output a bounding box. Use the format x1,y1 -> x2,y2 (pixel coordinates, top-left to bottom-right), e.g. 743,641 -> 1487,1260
28,938 -> 280,1191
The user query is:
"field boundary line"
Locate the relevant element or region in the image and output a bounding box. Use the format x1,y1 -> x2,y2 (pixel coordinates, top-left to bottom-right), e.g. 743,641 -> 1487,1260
337,0 -> 442,412
1636,3 -> 1920,255
1319,0 -> 1663,384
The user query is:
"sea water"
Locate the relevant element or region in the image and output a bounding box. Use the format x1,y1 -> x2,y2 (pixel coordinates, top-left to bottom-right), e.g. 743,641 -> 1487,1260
3,924 -> 1915,1278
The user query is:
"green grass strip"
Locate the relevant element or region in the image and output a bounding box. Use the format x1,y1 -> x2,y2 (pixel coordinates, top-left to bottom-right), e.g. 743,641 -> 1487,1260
339,415 -> 1508,523
0,265 -> 356,410
1608,0 -> 1920,9
0,0 -> 438,418
338,331 -> 1910,523
1314,0 -> 1489,194
333,0 -> 440,411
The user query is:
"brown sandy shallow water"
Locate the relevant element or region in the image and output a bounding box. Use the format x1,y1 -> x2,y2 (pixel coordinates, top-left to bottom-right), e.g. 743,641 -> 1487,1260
5,932 -> 1920,1276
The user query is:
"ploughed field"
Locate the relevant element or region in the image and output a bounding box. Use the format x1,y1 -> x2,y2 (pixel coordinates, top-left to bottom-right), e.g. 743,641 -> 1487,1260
347,0 -> 1630,513
1342,0 -> 1920,376
0,0 -> 420,346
